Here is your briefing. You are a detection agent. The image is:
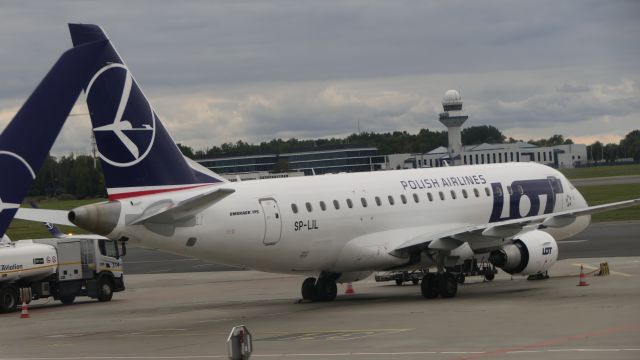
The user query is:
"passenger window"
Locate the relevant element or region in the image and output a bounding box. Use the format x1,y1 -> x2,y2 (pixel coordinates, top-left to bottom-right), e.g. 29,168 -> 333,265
388,195 -> 395,205
462,189 -> 468,199
375,196 -> 382,206
400,194 -> 407,204
427,193 -> 433,202
361,197 -> 368,208
319,201 -> 326,211
485,187 -> 491,196
439,191 -> 445,200
333,200 -> 340,210
413,193 -> 419,203
305,202 -> 313,212
346,199 -> 353,208
291,203 -> 298,214
450,190 -> 457,200
495,187 -> 503,197
473,188 -> 480,197
507,186 -> 513,195
517,185 -> 524,195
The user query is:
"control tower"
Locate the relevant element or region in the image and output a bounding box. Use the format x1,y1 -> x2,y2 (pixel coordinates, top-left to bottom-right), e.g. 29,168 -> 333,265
438,90 -> 468,165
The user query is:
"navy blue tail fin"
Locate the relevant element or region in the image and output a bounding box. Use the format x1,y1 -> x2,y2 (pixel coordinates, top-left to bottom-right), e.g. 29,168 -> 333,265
0,40 -> 107,237
68,24 -> 226,201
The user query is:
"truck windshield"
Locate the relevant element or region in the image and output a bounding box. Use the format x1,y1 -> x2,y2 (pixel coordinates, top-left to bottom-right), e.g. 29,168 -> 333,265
99,240 -> 119,258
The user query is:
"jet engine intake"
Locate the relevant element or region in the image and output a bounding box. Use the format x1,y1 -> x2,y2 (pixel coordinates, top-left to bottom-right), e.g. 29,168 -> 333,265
489,230 -> 558,275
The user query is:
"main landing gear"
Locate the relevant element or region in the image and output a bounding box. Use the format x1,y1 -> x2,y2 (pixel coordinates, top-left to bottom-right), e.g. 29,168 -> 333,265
421,272 -> 457,299
301,275 -> 338,302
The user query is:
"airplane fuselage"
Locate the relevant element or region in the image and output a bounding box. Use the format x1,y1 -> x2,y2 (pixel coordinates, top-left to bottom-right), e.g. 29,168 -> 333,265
109,163 -> 589,275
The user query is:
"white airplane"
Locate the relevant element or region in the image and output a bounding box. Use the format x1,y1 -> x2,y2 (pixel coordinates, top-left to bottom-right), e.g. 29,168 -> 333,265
21,24 -> 639,302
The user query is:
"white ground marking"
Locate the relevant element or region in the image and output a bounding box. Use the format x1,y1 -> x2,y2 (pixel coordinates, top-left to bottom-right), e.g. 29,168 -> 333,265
2,349 -> 639,359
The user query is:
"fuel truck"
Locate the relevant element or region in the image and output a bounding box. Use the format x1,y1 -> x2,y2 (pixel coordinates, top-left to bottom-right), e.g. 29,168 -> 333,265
0,235 -> 125,313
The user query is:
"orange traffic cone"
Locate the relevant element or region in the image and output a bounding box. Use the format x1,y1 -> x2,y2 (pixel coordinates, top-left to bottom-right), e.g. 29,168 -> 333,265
345,283 -> 355,295
20,301 -> 30,319
577,265 -> 589,287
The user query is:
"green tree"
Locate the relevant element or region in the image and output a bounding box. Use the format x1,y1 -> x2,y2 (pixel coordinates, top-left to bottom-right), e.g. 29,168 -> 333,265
619,129 -> 640,161
462,125 -> 505,145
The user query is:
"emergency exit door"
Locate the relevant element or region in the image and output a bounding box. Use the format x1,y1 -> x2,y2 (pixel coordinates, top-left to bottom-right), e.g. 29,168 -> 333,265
259,199 -> 282,245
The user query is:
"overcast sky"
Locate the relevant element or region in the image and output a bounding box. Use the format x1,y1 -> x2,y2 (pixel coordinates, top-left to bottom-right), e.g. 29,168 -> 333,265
1,0 -> 639,155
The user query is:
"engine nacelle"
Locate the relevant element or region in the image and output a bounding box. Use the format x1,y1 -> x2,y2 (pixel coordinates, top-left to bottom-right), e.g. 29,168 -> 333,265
489,230 -> 558,275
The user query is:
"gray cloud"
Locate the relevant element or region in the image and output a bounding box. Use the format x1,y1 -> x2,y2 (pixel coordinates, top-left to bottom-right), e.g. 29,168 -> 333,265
0,0 -> 639,155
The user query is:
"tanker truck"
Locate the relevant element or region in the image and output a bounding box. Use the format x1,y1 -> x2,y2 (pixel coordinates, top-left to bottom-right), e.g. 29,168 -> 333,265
0,236 -> 125,313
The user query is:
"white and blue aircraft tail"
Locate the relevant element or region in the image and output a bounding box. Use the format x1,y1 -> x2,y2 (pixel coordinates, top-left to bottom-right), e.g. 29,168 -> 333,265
16,24 -> 640,302
0,39 -> 107,238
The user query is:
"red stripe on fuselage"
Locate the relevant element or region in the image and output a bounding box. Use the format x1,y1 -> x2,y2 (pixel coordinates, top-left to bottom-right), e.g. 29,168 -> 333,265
107,184 -> 212,201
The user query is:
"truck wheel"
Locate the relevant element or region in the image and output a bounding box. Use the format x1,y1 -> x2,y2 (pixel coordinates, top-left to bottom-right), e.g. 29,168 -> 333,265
60,295 -> 76,305
0,286 -> 19,313
97,277 -> 114,302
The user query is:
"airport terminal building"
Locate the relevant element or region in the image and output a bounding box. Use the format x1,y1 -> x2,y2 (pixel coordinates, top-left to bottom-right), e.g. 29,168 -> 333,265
197,145 -> 386,179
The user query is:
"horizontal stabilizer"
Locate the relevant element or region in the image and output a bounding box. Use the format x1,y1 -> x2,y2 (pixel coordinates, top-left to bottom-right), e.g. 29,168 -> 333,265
15,208 -> 76,227
129,187 -> 235,225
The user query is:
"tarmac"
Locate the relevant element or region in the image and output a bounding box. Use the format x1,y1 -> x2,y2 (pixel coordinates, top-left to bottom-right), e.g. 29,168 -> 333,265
2,257 -> 639,360
122,221 -> 640,274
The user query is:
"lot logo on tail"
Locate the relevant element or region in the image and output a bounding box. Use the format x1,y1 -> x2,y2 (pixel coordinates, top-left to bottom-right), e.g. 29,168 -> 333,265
87,63 -> 156,167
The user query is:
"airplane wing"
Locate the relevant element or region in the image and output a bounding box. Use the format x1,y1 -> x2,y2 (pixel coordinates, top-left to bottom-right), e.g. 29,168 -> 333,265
393,198 -> 640,252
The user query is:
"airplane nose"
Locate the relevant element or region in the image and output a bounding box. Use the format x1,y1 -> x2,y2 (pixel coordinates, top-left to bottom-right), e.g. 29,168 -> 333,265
69,201 -> 121,235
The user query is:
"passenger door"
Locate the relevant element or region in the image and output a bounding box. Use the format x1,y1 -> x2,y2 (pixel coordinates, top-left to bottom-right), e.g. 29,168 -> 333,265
259,198 -> 282,245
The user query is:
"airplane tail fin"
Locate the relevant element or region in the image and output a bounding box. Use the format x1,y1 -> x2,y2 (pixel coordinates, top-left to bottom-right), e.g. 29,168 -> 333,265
68,24 -> 226,201
0,39 -> 106,237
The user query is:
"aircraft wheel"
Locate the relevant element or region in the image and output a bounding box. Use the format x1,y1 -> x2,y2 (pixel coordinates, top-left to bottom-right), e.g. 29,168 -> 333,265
60,295 -> 76,305
395,279 -> 403,286
484,269 -> 495,281
301,277 -> 316,300
421,274 -> 439,299
412,278 -> 420,285
314,278 -> 337,302
455,273 -> 466,284
439,273 -> 458,298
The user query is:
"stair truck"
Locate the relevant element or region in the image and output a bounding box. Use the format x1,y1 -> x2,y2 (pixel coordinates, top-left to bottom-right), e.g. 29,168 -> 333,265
0,236 -> 126,313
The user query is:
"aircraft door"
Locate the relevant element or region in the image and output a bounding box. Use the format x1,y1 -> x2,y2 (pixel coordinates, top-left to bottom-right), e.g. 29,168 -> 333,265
259,198 -> 282,245
548,176 -> 564,211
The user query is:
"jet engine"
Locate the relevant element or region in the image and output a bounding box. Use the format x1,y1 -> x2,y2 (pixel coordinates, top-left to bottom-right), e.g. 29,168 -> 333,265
489,230 -> 558,275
